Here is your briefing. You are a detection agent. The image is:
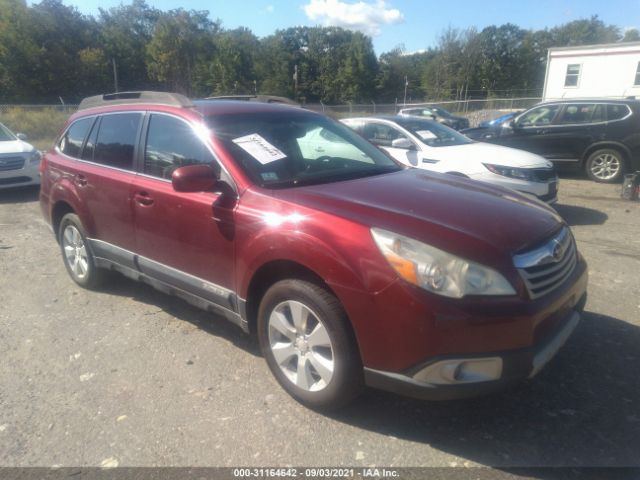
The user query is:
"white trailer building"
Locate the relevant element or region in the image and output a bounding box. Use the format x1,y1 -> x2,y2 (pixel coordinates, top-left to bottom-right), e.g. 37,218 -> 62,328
543,41 -> 640,100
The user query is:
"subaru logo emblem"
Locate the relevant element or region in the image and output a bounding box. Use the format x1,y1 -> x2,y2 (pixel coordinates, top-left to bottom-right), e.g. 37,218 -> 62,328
551,240 -> 564,262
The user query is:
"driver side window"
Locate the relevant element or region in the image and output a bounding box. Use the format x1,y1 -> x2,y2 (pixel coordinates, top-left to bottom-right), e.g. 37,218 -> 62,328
518,105 -> 560,127
144,114 -> 217,180
362,123 -> 408,147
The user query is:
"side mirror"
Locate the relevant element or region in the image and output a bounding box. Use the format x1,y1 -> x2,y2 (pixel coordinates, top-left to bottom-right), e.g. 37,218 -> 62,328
391,138 -> 415,150
172,164 -> 218,192
16,133 -> 27,141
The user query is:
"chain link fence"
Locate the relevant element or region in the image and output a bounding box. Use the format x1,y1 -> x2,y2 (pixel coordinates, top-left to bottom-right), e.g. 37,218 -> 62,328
306,97 -> 543,126
0,97 -> 544,148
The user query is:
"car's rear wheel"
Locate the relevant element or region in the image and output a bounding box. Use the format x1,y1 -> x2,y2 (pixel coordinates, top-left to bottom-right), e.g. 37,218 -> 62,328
585,149 -> 625,183
257,279 -> 362,410
59,213 -> 107,289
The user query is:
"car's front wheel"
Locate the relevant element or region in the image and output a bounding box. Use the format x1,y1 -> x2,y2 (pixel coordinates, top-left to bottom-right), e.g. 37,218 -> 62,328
585,148 -> 625,183
257,279 -> 363,410
58,213 -> 107,289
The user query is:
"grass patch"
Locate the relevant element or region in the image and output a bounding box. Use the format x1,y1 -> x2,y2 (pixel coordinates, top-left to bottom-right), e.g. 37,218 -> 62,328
0,107 -> 73,149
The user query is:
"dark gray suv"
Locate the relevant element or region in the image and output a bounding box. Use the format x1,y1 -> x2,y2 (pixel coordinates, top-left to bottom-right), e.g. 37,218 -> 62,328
465,99 -> 640,183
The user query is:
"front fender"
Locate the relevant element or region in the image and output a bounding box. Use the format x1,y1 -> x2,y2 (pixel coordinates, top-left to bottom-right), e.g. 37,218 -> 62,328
237,227 -> 374,298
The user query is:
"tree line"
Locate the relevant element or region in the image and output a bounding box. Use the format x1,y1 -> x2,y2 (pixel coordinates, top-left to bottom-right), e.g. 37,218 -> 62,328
1,0 -> 638,104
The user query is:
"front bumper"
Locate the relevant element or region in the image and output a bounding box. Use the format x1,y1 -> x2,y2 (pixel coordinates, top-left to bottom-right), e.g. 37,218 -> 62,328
0,158 -> 40,189
472,172 -> 558,204
364,294 -> 586,401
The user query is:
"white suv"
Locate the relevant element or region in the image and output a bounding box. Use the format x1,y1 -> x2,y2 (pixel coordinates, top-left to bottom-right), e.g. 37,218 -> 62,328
0,122 -> 41,189
342,116 -> 558,204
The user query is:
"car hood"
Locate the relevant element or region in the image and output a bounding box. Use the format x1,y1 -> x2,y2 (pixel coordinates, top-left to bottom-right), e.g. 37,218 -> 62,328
422,141 -> 552,168
0,140 -> 36,155
274,169 -> 563,258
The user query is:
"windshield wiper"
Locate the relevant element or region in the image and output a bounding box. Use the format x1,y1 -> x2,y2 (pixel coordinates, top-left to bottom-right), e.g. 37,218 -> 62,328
263,166 -> 400,189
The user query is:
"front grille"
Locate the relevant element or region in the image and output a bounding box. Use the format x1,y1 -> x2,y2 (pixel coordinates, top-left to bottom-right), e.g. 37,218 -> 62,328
0,176 -> 32,185
513,227 -> 577,299
529,168 -> 557,182
0,156 -> 25,171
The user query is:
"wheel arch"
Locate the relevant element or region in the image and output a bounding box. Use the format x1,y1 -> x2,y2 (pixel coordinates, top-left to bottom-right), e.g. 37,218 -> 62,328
243,259 -> 341,335
51,201 -> 76,242
582,142 -> 631,167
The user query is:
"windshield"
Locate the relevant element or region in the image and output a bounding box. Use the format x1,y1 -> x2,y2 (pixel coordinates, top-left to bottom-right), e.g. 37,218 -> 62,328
0,123 -> 17,142
395,118 -> 472,147
430,106 -> 452,118
207,111 -> 401,188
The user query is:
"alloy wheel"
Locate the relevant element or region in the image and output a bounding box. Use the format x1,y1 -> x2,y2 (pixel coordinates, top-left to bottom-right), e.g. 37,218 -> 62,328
590,152 -> 621,181
62,225 -> 89,280
267,300 -> 335,392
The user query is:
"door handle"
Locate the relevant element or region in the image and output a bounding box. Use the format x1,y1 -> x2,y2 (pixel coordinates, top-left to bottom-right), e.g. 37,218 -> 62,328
75,174 -> 87,187
315,147 -> 325,153
134,191 -> 154,206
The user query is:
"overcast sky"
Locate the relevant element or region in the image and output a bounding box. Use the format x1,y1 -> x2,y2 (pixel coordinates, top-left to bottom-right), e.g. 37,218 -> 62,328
60,0 -> 640,54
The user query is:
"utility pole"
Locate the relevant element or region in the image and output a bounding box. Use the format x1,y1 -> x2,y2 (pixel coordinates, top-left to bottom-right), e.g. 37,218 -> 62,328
254,79 -> 257,95
403,76 -> 408,106
293,64 -> 298,98
112,59 -> 119,93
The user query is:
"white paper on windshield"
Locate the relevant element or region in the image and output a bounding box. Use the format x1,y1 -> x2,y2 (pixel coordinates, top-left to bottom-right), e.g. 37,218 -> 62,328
416,130 -> 437,140
232,133 -> 286,164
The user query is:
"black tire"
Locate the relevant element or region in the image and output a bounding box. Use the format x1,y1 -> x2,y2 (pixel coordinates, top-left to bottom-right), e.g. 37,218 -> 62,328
585,148 -> 625,183
257,279 -> 363,410
58,213 -> 107,289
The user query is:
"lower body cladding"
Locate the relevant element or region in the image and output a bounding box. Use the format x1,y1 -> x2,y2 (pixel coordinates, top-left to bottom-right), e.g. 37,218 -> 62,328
88,238 -> 248,332
338,257 -> 588,401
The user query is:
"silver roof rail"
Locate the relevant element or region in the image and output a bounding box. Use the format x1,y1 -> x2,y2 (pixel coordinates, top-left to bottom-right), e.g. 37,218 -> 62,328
204,95 -> 299,106
78,91 -> 193,110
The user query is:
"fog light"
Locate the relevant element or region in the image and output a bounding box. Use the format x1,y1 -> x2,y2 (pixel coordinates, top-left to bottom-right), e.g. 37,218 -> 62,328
413,357 -> 503,385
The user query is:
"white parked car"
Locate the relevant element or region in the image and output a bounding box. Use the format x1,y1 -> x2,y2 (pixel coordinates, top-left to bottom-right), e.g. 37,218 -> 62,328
0,122 -> 41,189
341,116 -> 558,204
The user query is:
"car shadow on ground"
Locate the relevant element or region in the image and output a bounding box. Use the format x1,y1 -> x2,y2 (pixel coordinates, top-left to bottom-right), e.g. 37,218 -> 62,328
329,311 -> 640,467
0,185 -> 40,204
99,274 -> 261,358
554,203 -> 608,226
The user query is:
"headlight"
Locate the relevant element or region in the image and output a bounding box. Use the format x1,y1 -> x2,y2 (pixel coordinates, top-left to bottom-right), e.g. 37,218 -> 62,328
483,163 -> 533,181
28,150 -> 41,164
371,228 -> 515,298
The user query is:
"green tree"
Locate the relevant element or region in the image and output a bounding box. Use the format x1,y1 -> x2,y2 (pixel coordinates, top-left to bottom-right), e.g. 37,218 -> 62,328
98,0 -> 161,92
146,9 -> 218,95
255,33 -> 293,97
548,16 -> 620,46
622,28 -> 640,42
335,31 -> 378,102
205,28 -> 259,96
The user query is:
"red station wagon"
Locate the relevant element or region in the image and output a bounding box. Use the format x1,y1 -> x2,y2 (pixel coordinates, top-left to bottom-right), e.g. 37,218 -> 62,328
40,92 -> 588,410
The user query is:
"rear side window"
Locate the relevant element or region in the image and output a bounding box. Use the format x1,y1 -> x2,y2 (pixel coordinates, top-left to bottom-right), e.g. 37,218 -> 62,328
607,104 -> 631,121
558,104 -> 603,124
59,118 -> 93,158
93,113 -> 142,170
143,114 -> 216,180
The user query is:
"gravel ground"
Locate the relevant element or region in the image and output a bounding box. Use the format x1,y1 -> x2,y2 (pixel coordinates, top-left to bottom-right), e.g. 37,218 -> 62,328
0,177 -> 639,470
